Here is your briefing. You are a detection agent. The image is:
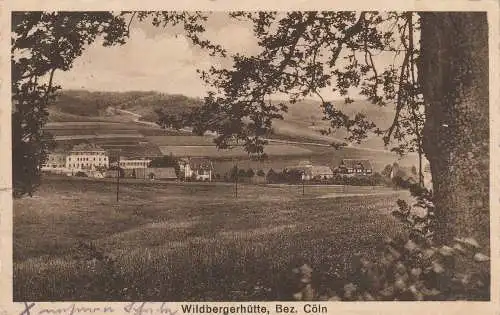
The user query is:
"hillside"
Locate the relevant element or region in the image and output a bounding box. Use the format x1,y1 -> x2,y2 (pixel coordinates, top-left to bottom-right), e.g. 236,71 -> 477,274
44,90 -> 417,172
49,90 -> 396,149
49,90 -> 203,123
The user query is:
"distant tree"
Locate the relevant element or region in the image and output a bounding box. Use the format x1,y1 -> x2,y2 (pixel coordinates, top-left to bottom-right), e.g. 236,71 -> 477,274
149,155 -> 177,167
238,169 -> 247,178
246,168 -> 255,178
108,165 -> 124,178
395,168 -> 408,179
266,168 -> 278,183
411,165 -> 417,175
12,12 -> 130,197
372,172 -> 383,184
381,164 -> 393,178
229,165 -> 239,181
149,155 -> 180,176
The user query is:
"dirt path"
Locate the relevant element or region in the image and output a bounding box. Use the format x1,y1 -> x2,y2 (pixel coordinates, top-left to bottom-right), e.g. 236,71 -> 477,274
316,191 -> 406,199
115,108 -> 162,128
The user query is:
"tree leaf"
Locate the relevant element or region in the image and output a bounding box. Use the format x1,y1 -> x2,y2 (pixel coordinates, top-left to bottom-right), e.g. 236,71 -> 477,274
452,243 -> 467,254
431,261 -> 445,274
404,239 -> 419,253
454,237 -> 481,249
473,253 -> 490,262
438,245 -> 455,257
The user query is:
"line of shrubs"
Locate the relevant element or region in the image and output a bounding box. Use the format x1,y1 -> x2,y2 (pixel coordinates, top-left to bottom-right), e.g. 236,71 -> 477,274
212,167 -> 390,186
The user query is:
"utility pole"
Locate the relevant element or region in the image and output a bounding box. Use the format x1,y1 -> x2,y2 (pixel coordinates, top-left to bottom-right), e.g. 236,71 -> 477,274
115,150 -> 121,203
235,162 -> 238,198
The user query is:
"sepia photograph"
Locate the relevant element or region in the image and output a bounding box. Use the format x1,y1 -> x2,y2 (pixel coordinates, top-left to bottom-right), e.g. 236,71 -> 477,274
10,8 -> 493,305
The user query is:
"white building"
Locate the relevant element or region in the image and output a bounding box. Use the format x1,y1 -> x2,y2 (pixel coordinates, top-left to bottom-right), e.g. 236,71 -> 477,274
119,158 -> 151,169
293,161 -> 334,181
65,143 -> 109,171
179,157 -> 214,181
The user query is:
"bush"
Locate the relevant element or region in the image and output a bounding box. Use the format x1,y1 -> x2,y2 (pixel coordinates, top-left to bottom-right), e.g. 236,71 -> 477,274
246,168 -> 255,178
308,174 -> 384,186
266,168 -> 279,183
238,169 -> 247,178
289,235 -> 490,301
282,169 -> 302,184
289,182 -> 489,301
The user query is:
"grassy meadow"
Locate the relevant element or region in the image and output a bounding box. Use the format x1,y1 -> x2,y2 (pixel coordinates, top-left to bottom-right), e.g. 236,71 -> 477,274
14,177 -> 410,301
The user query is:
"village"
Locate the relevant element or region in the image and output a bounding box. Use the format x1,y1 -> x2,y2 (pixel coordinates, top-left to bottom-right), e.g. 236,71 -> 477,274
41,141 -> 431,187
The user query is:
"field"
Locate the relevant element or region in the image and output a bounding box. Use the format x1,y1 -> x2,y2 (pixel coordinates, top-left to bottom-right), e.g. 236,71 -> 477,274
14,177 -> 410,301
159,144 -> 314,159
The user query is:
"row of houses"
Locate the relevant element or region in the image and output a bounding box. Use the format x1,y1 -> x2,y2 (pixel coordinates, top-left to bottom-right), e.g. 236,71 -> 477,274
43,143 -> 431,187
104,158 -> 215,181
288,159 -> 374,181
42,143 -> 216,181
288,160 -> 432,188
43,144 -> 374,182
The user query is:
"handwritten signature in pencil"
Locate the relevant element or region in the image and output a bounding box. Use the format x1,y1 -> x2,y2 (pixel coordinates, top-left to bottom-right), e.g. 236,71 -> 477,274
19,302 -> 178,315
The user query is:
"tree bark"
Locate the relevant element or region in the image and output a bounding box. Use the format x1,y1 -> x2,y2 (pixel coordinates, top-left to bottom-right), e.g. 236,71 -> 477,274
419,12 -> 489,246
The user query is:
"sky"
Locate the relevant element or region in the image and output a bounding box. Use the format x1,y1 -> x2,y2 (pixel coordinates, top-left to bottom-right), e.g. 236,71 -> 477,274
53,12 -> 399,100
55,13 -> 260,98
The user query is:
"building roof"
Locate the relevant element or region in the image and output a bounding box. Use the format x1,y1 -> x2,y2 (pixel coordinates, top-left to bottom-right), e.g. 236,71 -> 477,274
71,143 -> 106,152
309,166 -> 334,176
340,159 -> 373,170
181,157 -> 214,171
119,158 -> 151,162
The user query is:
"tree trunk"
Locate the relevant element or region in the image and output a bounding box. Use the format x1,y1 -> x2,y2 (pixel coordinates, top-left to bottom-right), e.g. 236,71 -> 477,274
419,12 -> 489,246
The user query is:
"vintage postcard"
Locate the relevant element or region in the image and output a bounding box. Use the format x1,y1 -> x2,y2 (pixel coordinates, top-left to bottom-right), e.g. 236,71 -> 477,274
1,0 -> 499,314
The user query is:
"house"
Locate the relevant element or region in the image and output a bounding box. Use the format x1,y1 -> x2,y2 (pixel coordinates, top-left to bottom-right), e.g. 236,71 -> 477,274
178,157 -> 214,181
290,161 -> 334,181
306,165 -> 334,180
66,143 -> 109,171
337,159 -> 373,176
119,158 -> 151,169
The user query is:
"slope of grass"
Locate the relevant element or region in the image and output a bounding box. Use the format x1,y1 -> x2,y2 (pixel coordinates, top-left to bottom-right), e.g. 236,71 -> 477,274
14,177 -> 408,301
